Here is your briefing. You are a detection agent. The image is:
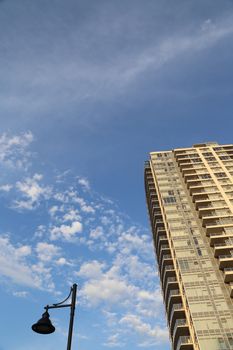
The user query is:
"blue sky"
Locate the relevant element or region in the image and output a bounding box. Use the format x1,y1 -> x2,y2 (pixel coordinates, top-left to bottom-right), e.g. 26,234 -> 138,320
0,0 -> 233,349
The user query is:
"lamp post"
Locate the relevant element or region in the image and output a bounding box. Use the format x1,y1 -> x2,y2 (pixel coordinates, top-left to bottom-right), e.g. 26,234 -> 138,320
32,283 -> 77,350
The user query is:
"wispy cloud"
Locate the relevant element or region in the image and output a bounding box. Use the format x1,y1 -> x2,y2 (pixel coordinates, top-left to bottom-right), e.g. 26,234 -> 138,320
0,235 -> 53,290
0,131 -> 33,169
0,131 -> 168,348
13,173 -> 52,210
1,4 -> 233,122
50,221 -> 83,241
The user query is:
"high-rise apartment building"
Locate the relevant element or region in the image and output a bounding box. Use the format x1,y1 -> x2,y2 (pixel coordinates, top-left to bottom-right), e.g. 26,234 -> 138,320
144,142 -> 233,350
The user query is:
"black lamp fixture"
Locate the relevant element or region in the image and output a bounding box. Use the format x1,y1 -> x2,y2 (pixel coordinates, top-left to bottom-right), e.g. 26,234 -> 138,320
32,309 -> 55,334
32,283 -> 77,350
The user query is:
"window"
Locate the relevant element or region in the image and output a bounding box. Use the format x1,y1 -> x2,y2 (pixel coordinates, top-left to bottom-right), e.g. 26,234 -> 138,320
197,248 -> 202,256
220,156 -> 230,160
163,196 -> 176,204
215,172 -> 226,178
199,174 -> 211,179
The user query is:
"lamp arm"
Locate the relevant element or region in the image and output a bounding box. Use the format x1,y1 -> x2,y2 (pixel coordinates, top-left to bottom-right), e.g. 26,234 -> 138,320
44,284 -> 76,310
53,287 -> 72,307
45,303 -> 71,310
44,284 -> 77,310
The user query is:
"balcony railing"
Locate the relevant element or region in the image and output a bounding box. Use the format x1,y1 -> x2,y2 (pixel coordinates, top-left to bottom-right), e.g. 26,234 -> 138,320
219,254 -> 233,259
219,253 -> 233,269
215,240 -> 233,247
173,319 -> 187,337
224,267 -> 233,272
176,336 -> 192,350
167,289 -> 181,309
224,267 -> 233,282
170,303 -> 183,321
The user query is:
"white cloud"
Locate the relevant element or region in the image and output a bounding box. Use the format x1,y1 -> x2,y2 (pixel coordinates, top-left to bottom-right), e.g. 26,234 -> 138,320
56,257 -> 73,266
50,221 -> 83,241
78,260 -> 135,306
13,291 -> 29,298
31,262 -> 55,291
0,131 -> 34,169
89,226 -> 104,240
49,205 -> 59,216
0,184 -> 13,192
119,314 -> 168,342
117,229 -> 152,256
0,236 -> 51,289
72,195 -> 95,214
77,177 -> 90,191
81,277 -> 132,306
76,260 -> 106,279
63,208 -> 81,222
16,245 -> 32,257
13,173 -> 51,210
81,204 -> 95,213
36,242 -> 60,262
103,333 -> 125,348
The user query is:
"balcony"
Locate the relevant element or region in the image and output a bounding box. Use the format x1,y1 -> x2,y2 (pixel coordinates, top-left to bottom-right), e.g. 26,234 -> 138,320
156,238 -> 169,257
178,161 -> 192,169
162,265 -> 176,288
154,229 -> 166,248
206,222 -> 233,235
164,277 -> 179,302
192,193 -> 209,203
153,218 -> 164,231
189,184 -> 214,194
160,256 -> 173,279
186,180 -> 202,188
183,173 -> 198,181
230,283 -> 233,297
224,267 -> 233,283
219,254 -> 233,269
172,318 -> 188,338
155,233 -> 168,247
209,233 -> 233,246
162,265 -> 175,282
200,206 -> 232,214
169,303 -> 184,325
166,289 -> 181,312
185,176 -> 200,184
170,303 -> 186,339
202,215 -> 233,227
160,254 -> 173,273
195,198 -> 223,210
176,335 -> 193,350
214,241 -> 233,257
191,187 -> 218,197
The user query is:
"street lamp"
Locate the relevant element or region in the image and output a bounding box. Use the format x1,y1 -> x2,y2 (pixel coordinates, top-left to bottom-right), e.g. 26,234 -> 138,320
32,283 -> 77,350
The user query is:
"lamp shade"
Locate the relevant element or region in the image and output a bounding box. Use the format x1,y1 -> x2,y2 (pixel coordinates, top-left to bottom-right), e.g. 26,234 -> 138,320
32,310 -> 55,334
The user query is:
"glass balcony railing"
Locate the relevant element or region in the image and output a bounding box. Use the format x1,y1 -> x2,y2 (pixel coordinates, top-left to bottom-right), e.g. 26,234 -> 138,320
168,289 -> 180,297
164,265 -> 174,271
210,232 -> 225,237
173,319 -> 187,337
224,267 -> 233,272
170,303 -> 183,321
176,335 -> 192,350
167,289 -> 180,307
219,254 -> 233,259
215,240 -> 233,247
162,254 -> 172,260
164,277 -> 177,297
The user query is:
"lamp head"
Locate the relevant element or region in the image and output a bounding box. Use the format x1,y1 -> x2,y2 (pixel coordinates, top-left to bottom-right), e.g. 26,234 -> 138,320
32,310 -> 55,335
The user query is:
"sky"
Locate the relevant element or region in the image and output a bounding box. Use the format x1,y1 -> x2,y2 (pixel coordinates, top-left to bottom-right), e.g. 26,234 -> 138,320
0,0 -> 233,349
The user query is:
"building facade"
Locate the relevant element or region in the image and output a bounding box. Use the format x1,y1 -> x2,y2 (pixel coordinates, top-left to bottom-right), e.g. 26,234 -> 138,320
144,142 -> 233,350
